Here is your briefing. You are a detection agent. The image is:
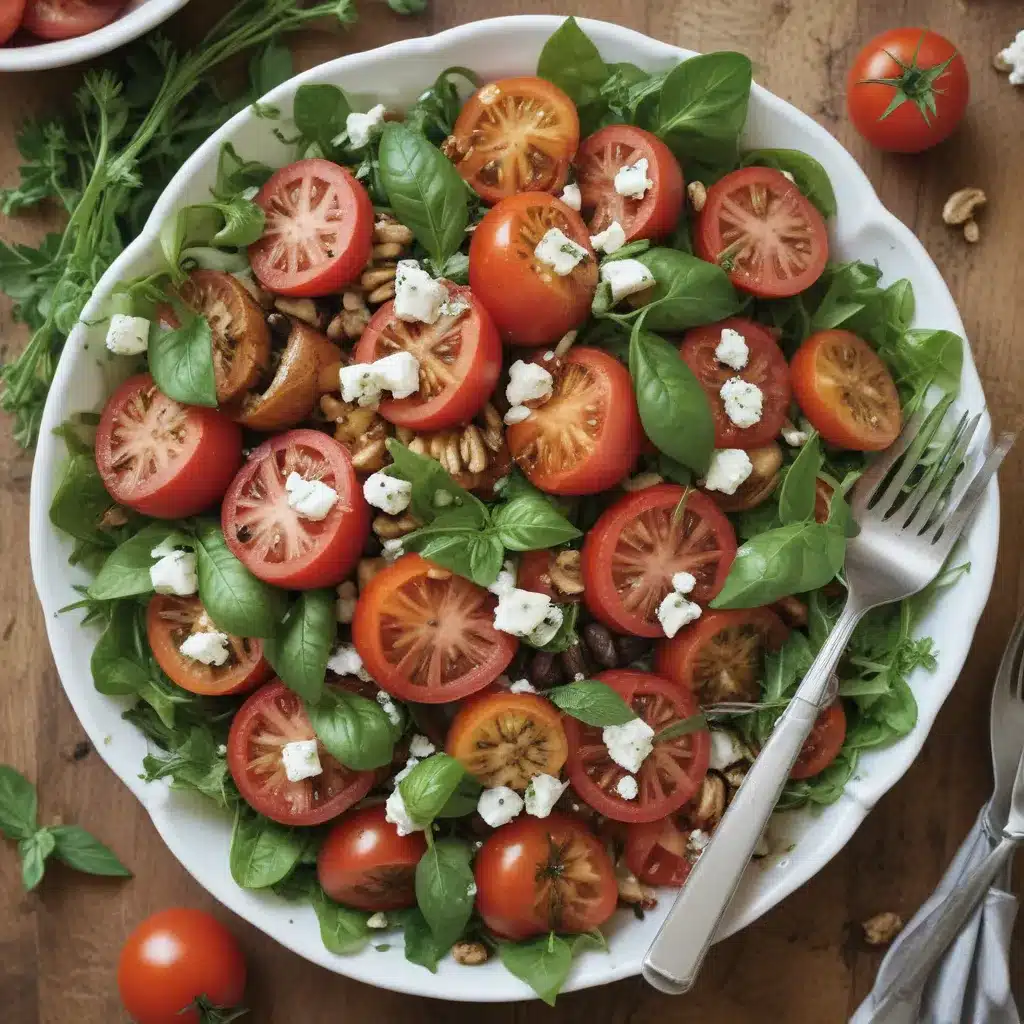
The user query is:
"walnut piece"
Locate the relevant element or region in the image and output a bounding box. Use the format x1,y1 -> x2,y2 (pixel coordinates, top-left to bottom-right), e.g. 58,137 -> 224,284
452,941 -> 490,966
691,771 -> 727,830
862,911 -> 904,947
942,187 -> 986,226
403,404 -> 508,492
549,550 -> 584,596
372,512 -> 421,539
687,180 -> 707,212
320,395 -> 390,473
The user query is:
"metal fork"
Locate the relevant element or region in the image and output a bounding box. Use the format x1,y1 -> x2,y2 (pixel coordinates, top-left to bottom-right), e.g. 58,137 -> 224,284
642,406 -> 1014,996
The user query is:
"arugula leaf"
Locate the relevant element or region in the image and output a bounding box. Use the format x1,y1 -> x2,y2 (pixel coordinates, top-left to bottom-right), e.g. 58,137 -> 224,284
403,67 -> 479,143
49,825 -> 132,878
160,205 -> 224,269
213,142 -> 273,200
0,765 -> 38,840
398,754 -> 467,830
545,680 -> 636,726
777,433 -> 822,525
740,149 -> 837,218
293,83 -> 351,153
490,493 -> 581,551
305,689 -> 397,771
141,725 -> 236,809
415,839 -> 475,951
210,193 -> 265,248
500,933 -> 575,1005
148,312 -> 218,407
654,713 -> 708,743
264,589 -> 336,702
49,453 -> 121,549
88,524 -> 190,601
310,885 -> 371,955
884,328 -> 963,397
229,806 -> 304,889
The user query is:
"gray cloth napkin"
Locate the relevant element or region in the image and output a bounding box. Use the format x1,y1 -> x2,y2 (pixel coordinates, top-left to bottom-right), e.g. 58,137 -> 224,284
851,809 -> 1019,1024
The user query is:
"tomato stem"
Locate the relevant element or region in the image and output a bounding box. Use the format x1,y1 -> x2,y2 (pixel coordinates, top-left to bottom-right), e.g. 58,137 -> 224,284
857,32 -> 958,125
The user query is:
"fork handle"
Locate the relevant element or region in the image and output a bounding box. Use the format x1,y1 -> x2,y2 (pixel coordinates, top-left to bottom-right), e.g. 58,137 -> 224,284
641,603 -> 863,995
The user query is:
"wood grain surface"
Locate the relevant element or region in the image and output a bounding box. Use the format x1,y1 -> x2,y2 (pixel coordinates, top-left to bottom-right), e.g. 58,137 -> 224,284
1,1 -> 1022,1021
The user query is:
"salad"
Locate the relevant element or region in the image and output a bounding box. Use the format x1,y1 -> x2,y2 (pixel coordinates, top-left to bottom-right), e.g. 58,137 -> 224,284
49,17 -> 968,1003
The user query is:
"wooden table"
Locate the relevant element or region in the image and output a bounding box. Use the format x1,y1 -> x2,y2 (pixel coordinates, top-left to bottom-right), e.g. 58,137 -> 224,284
2,1 -> 1022,1020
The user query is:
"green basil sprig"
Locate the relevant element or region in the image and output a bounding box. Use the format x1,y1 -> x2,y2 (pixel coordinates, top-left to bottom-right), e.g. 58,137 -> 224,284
88,524 -> 191,601
148,311 -> 218,408
305,689 -> 398,771
740,148 -> 837,218
392,907 -> 450,972
264,589 -> 336,702
398,754 -> 467,830
546,680 -> 636,727
415,839 -> 475,953
490,493 -> 582,552
385,439 -> 487,525
229,806 -> 304,889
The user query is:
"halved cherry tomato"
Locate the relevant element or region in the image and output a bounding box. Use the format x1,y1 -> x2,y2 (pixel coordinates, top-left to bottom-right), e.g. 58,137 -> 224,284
469,192 -> 597,347
352,554 -> 517,704
474,813 -> 617,940
790,329 -> 902,451
448,77 -> 579,204
506,346 -> 642,494
0,0 -> 26,45
96,374 -> 242,520
694,166 -> 829,298
353,286 -> 501,432
582,485 -> 737,638
146,595 -> 271,697
249,159 -> 373,297
576,125 -> 684,242
791,701 -> 847,779
563,670 -> 710,823
221,429 -> 368,589
446,691 -> 568,790
227,680 -> 374,826
317,804 -> 426,911
23,0 -> 124,40
680,317 -> 791,449
625,815 -> 693,887
655,607 -> 789,705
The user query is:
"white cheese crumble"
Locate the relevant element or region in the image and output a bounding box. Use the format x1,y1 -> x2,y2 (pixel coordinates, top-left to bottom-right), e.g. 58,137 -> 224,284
715,327 -> 749,370
339,363 -> 383,408
346,103 -> 386,147
709,729 -> 746,771
394,260 -> 447,325
381,538 -> 405,563
385,786 -> 423,836
781,420 -> 810,447
285,472 -> 338,521
509,679 -> 537,694
614,157 -> 653,199
438,295 -> 471,319
687,829 -> 711,860
602,718 -> 655,774
494,588 -> 553,638
281,739 -> 323,783
590,220 -> 626,254
720,377 -> 764,429
503,405 -> 532,426
487,564 -> 517,599
339,352 -> 422,407
559,182 -> 582,210
366,912 -> 389,929
999,31 -> 1024,85
615,775 -> 639,800
524,774 -> 568,818
672,571 -> 696,595
528,605 -> 564,647
657,591 -> 702,638
105,314 -> 150,355
506,360 -> 554,407
534,227 -> 589,276
703,448 -> 754,495
179,630 -> 230,666
150,551 -> 198,596
600,258 -> 654,302
477,786 -> 524,827
327,643 -> 371,681
408,734 -> 436,759
375,689 -> 403,726
362,471 -> 412,515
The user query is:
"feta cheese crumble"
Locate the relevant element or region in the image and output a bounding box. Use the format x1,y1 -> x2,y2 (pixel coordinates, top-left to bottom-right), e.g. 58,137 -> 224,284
709,729 -> 746,770
999,31 -> 1024,85
179,630 -> 230,666
339,363 -> 384,408
375,689 -> 403,726
346,103 -> 386,147
506,360 -> 554,407
703,448 -> 754,495
559,182 -> 582,210
339,352 -> 422,407
328,643 -> 371,681
781,420 -> 810,447
503,405 -> 532,426
715,327 -> 749,370
385,786 -> 423,836
494,588 -> 553,638
602,717 -> 655,774
408,734 -> 436,759
366,912 -> 389,929
720,377 -> 764,428
394,261 -> 447,325
672,571 -> 696,595
590,220 -> 626,254
615,775 -> 639,800
487,564 -> 517,599
509,679 -> 537,694
362,472 -> 412,515
281,739 -> 323,783
477,786 -> 524,827
381,538 -> 405,563
524,774 -> 569,818
105,314 -> 150,355
600,258 -> 655,302
657,591 -> 702,638
534,227 -> 589,276
614,157 -> 653,199
285,472 -> 338,521
439,295 -> 471,319
150,550 -> 198,596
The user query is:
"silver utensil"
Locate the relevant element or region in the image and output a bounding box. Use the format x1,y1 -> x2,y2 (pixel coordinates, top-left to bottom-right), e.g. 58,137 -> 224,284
642,410 -> 1013,996
986,613 -> 1024,839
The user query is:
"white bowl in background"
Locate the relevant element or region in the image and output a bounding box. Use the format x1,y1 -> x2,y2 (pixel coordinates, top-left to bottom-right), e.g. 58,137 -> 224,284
28,16 -> 998,1001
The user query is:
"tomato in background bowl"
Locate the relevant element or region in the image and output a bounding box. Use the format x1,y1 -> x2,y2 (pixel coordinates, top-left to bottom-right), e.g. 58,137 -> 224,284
22,0 -> 125,41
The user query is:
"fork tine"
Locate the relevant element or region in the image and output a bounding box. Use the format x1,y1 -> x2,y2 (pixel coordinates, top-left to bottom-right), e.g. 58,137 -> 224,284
904,413 -> 981,534
850,406 -> 928,517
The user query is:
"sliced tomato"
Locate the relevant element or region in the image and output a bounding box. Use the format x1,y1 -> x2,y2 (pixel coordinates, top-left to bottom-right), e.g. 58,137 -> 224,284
694,166 -> 829,298
680,317 -> 792,449
146,595 -> 271,697
576,125 -> 684,242
96,374 -> 242,520
221,429 -> 369,590
352,286 -> 501,432
0,0 -> 26,45
625,815 -> 693,887
564,670 -> 710,824
22,0 -> 124,40
654,607 -> 789,705
227,680 -> 374,826
790,329 -> 902,451
506,346 -> 641,495
447,77 -> 579,204
352,554 -> 517,703
249,159 -> 373,297
791,701 -> 847,779
582,485 -> 737,638
469,192 -> 597,347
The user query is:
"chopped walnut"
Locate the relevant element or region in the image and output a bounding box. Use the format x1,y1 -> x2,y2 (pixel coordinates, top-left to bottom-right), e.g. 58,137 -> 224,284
372,512 -> 421,540
452,941 -> 490,966
691,772 -> 727,830
615,862 -> 658,910
862,911 -> 904,947
404,403 -> 509,492
548,550 -> 584,596
320,395 -> 391,473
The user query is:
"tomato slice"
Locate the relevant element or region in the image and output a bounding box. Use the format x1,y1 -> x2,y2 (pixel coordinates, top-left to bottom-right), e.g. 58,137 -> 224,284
227,680 -> 375,826
96,374 -> 242,520
446,691 -> 568,790
582,485 -> 737,638
564,670 -> 710,824
146,595 -> 271,697
249,158 -> 373,298
447,77 -> 579,204
625,815 -> 693,887
469,192 -> 597,347
679,317 -> 792,449
654,608 -> 789,705
694,166 -> 829,298
352,554 -> 517,703
221,429 -> 369,589
0,0 -> 26,45
790,329 -> 902,451
576,125 -> 684,242
352,286 -> 502,432
791,701 -> 847,779
22,0 -> 124,40
506,346 -> 642,495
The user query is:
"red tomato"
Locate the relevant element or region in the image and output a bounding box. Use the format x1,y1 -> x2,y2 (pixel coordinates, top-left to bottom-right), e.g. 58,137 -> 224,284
0,0 -> 26,45
790,330 -> 902,451
353,286 -> 501,432
576,125 -> 684,242
146,595 -> 271,697
847,29 -> 969,153
474,814 -> 617,940
680,317 -> 791,449
564,670 -> 710,823
469,192 -> 598,347
317,804 -> 427,911
222,429 -> 369,590
227,681 -> 374,826
117,908 -> 245,1024
625,815 -> 693,887
22,0 -> 124,40
515,548 -> 583,603
791,701 -> 847,779
249,159 -> 373,297
352,554 -> 517,703
448,77 -> 579,204
96,374 -> 242,520
694,166 -> 828,298
506,346 -> 642,495
582,485 -> 737,638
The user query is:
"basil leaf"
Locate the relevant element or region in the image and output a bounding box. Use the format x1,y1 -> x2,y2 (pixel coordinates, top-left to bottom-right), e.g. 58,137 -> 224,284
88,524 -> 190,601
50,825 -> 132,878
415,839 -> 475,951
394,907 -> 449,972
49,453 -> 120,548
810,261 -> 884,332
401,509 -> 505,587
90,607 -> 152,696
436,774 -> 483,818
654,713 -> 708,743
20,829 -> 55,891
384,439 -> 487,525
546,680 -> 636,726
537,17 -> 610,123
633,248 -> 741,331
293,83 -> 351,152
526,601 -> 579,654
629,328 -> 714,474
148,313 -> 218,407
885,328 -> 964,397
601,62 -> 667,125
378,123 -> 468,266
210,194 -> 265,248
398,754 -> 467,828
0,765 -> 38,840
569,929 -> 609,955
305,689 -> 396,771
194,521 -> 286,638
213,142 -> 273,200
777,433 -> 822,525
491,494 -> 581,552
264,589 -> 336,702
740,149 -> 837,218
229,807 -> 304,888
499,933 -> 574,1006
310,885 -> 370,955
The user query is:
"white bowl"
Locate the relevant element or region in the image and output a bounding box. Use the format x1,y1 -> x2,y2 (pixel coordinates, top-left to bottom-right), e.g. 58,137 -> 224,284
28,15 -> 998,1002
0,0 -> 190,72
